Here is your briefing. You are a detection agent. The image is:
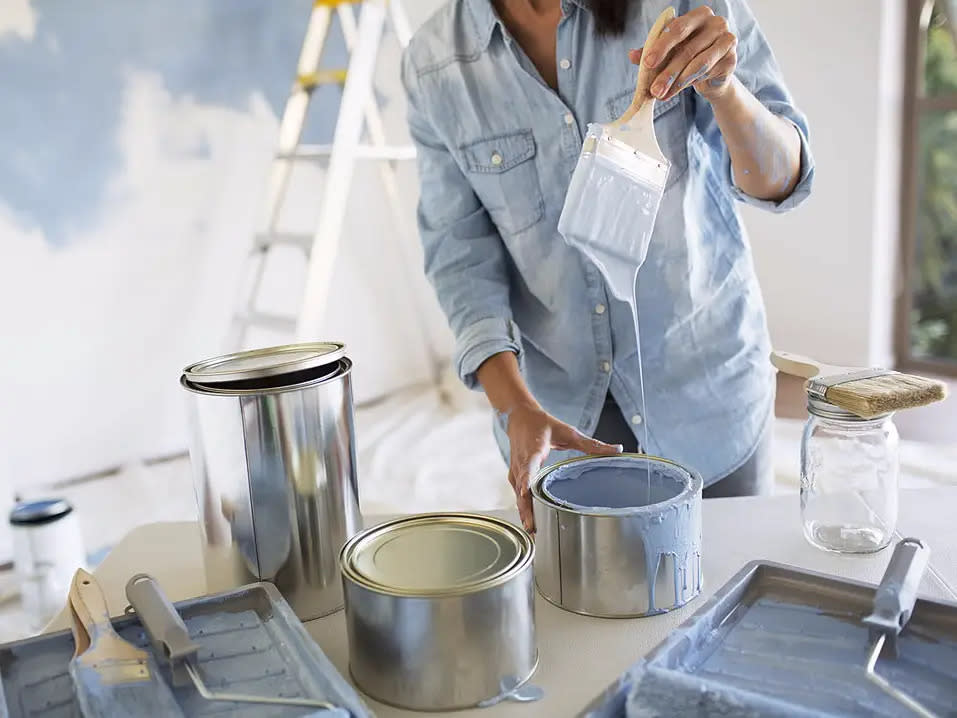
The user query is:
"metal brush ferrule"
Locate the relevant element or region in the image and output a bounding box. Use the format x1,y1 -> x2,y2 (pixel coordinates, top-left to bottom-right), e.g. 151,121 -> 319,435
806,379 -> 830,403
806,368 -> 896,400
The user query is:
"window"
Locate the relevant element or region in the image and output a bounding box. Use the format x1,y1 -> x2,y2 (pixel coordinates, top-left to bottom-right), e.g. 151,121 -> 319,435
898,0 -> 957,373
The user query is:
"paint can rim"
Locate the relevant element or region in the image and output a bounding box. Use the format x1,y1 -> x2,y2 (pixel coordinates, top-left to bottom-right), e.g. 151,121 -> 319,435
182,341 -> 346,385
531,453 -> 702,516
339,512 -> 534,597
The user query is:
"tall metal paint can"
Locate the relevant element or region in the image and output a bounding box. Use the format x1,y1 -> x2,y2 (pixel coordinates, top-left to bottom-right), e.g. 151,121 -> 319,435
180,342 -> 362,621
340,513 -> 538,711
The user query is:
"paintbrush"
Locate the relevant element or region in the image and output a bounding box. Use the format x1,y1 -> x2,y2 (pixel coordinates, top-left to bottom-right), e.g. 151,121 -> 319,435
771,350 -> 948,419
558,6 -> 676,302
68,568 -> 184,717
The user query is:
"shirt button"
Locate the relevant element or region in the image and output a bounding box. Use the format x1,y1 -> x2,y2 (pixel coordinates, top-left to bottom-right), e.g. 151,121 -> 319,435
600,361 -> 611,373
594,303 -> 606,315
631,414 -> 643,425
559,58 -> 571,70
490,152 -> 503,166
564,112 -> 575,126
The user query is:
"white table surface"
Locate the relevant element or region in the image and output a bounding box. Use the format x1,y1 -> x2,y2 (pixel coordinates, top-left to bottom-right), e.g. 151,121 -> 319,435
44,488 -> 957,717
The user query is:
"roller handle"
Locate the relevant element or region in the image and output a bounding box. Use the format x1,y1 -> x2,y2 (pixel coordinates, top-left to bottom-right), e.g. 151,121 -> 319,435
769,350 -> 854,380
125,573 -> 200,664
614,7 -> 676,124
862,538 -> 931,640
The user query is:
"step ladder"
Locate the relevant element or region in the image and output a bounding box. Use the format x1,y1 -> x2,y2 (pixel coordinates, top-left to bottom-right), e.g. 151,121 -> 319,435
228,0 -> 446,395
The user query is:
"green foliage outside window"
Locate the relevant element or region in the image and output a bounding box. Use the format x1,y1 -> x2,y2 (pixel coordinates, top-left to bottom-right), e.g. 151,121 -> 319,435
910,2 -> 957,362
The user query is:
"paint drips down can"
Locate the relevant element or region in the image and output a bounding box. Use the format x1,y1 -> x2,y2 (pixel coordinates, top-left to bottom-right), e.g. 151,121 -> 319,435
532,454 -> 703,618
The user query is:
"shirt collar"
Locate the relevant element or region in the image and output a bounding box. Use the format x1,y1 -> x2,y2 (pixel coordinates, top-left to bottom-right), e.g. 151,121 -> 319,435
466,0 -> 588,51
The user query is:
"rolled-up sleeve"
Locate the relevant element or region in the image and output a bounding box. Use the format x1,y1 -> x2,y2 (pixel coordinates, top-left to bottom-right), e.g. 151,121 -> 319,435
401,53 -> 523,389
702,0 -> 815,213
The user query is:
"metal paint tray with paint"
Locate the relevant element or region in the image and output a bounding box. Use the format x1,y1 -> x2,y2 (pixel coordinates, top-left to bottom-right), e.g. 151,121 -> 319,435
0,581 -> 370,717
578,561 -> 957,718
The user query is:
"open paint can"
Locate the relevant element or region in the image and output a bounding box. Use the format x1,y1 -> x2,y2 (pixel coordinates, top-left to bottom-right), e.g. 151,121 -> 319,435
180,342 -> 362,621
532,454 -> 702,618
340,513 -> 537,711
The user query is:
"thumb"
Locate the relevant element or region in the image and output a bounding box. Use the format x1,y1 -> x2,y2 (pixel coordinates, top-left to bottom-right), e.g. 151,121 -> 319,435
629,48 -> 643,65
554,425 -> 623,456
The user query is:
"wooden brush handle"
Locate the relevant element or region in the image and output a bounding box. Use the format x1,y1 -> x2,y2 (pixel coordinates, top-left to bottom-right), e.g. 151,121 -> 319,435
615,7 -> 676,124
69,600 -> 90,658
70,569 -> 111,634
70,568 -> 145,663
770,350 -> 855,380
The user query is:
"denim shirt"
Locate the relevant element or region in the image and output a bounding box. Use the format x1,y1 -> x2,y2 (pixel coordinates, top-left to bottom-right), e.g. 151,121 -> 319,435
401,0 -> 814,485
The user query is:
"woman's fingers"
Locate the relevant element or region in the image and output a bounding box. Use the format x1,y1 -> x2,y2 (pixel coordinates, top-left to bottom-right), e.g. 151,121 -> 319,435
661,31 -> 736,101
552,424 -> 624,456
643,8 -> 737,101
507,464 -> 536,533
511,446 -> 547,532
628,48 -> 643,65
650,15 -> 727,97
643,5 -> 715,69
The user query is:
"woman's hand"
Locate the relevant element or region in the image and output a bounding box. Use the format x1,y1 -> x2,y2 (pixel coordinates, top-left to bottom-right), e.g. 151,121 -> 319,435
506,403 -> 622,533
628,5 -> 738,103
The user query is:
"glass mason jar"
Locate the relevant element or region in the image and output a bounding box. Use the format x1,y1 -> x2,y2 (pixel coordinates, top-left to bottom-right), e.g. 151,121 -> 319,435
800,397 -> 899,553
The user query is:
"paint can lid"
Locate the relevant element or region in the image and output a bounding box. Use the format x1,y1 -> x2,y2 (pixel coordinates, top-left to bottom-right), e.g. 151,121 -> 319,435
182,342 -> 346,385
9,498 -> 73,526
340,513 -> 533,596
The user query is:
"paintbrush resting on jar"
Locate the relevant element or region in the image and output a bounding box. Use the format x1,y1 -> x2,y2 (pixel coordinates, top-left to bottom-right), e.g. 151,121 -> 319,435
770,350 -> 947,419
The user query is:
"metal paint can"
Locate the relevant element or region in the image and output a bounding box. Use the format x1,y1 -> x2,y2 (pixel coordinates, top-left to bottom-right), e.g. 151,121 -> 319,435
180,342 -> 361,621
340,513 -> 537,711
532,454 -> 703,618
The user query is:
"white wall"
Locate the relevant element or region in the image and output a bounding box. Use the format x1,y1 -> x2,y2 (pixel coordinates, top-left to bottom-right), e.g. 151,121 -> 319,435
746,0 -> 904,369
0,0 -> 451,491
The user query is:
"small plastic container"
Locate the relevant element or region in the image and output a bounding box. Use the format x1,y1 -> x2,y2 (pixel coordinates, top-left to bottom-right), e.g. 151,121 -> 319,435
10,498 -> 87,632
800,397 -> 899,553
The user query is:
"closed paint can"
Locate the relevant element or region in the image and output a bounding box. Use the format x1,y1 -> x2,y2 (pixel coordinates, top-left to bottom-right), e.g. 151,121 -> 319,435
340,513 -> 537,711
532,454 -> 703,618
10,498 -> 87,632
180,342 -> 361,621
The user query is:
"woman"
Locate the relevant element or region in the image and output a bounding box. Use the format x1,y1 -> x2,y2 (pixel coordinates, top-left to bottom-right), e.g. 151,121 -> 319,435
400,0 -> 814,531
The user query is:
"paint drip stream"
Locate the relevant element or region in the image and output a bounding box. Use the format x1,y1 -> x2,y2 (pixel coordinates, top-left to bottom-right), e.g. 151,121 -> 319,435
630,266 -> 651,504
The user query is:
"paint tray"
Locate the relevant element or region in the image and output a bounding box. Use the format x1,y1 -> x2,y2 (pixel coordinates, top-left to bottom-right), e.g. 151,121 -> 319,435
579,561 -> 957,717
0,582 -> 370,718
558,123 -> 670,302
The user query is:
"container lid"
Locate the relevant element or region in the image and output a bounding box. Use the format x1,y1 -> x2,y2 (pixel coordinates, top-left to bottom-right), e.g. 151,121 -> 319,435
807,396 -> 890,421
183,342 -> 345,385
342,514 -> 531,595
9,498 -> 73,526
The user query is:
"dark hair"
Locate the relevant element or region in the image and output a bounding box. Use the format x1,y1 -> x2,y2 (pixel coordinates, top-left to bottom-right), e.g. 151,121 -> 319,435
588,0 -> 631,36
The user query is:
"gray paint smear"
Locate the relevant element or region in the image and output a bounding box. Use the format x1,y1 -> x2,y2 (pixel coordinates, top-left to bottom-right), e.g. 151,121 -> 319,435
0,0 -> 359,246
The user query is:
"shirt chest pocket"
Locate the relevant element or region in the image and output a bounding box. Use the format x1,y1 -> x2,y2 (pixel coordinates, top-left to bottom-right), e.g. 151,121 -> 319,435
604,91 -> 689,191
460,130 -> 545,236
